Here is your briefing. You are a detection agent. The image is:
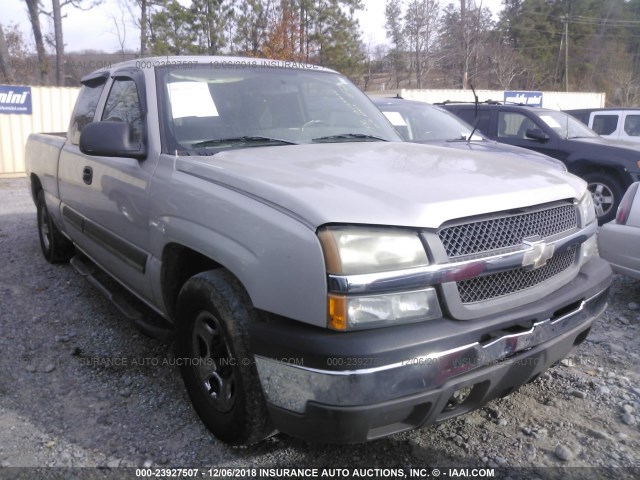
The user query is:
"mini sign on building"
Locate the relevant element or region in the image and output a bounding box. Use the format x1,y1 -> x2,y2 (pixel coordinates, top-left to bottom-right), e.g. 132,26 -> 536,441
0,85 -> 32,114
504,91 -> 543,107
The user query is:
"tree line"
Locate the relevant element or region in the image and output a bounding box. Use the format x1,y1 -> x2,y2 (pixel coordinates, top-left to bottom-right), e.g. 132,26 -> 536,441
0,0 -> 639,106
379,0 -> 640,105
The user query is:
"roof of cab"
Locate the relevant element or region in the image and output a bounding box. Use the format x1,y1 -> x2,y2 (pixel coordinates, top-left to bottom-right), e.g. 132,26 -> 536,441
81,56 -> 337,85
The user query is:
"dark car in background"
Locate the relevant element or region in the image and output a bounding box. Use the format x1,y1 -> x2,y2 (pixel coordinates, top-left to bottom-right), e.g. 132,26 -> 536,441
373,97 -> 566,171
441,102 -> 640,223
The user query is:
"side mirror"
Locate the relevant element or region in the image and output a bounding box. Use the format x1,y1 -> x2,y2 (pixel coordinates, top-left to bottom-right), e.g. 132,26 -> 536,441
79,121 -> 146,159
525,128 -> 550,142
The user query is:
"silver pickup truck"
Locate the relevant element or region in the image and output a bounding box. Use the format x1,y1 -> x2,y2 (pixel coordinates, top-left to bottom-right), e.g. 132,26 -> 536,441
25,56 -> 612,445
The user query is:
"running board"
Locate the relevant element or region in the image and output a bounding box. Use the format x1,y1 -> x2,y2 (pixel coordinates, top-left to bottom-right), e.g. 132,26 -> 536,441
70,254 -> 174,340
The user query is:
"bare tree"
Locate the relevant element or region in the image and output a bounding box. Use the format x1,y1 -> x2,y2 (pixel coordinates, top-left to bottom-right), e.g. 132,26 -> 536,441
124,0 -> 153,56
385,0 -> 405,89
109,1 -> 129,60
0,23 -> 14,82
489,34 -> 526,89
52,0 -> 64,86
0,24 -> 33,84
404,0 -> 439,89
452,0 -> 493,89
45,0 -> 102,86
459,0 -> 476,89
24,0 -> 48,84
607,48 -> 640,107
140,0 -> 148,55
370,43 -> 390,89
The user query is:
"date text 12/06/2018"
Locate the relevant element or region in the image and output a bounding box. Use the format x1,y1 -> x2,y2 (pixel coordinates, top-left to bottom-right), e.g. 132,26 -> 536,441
133,467 -> 497,478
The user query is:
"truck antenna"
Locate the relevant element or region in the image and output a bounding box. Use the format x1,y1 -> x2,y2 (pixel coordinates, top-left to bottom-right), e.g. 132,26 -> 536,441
467,84 -> 480,144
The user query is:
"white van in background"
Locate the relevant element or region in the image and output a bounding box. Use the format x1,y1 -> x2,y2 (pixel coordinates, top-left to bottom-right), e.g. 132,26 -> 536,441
565,108 -> 640,143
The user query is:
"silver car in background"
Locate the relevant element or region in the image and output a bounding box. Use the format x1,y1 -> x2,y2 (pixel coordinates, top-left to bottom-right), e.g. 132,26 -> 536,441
372,97 -> 566,171
598,182 -> 640,280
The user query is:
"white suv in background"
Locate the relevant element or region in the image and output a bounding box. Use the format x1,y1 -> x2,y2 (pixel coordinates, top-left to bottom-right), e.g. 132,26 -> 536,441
565,108 -> 640,143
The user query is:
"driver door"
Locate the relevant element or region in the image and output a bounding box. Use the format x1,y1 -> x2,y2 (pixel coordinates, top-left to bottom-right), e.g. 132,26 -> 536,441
58,72 -> 154,301
495,111 -> 561,160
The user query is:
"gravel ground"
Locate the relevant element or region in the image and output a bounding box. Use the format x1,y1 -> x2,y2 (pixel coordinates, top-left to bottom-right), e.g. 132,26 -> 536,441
0,176 -> 639,480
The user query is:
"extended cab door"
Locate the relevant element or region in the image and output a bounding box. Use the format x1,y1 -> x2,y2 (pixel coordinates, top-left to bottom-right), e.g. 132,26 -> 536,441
58,69 -> 154,301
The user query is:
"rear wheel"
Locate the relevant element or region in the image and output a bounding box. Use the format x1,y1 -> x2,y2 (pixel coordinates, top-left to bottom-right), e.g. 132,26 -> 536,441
176,270 -> 274,445
36,190 -> 74,263
583,172 -> 623,224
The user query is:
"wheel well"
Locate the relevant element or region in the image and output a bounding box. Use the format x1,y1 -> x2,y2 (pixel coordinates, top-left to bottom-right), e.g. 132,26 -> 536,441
570,164 -> 628,189
30,174 -> 43,203
161,244 -> 221,321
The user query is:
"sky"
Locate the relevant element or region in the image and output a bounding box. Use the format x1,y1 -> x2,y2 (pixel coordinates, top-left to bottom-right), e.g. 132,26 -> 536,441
4,0 -> 505,54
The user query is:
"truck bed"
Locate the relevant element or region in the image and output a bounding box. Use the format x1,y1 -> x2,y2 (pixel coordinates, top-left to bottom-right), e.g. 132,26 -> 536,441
25,133 -> 66,201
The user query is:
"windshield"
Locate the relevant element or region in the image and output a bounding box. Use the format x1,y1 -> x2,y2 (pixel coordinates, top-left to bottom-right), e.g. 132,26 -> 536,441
158,65 -> 401,153
377,102 -> 484,142
533,110 -> 599,139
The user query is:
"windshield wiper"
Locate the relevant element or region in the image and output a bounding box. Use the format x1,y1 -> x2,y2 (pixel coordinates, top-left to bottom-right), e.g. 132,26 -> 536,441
312,133 -> 387,143
192,136 -> 298,148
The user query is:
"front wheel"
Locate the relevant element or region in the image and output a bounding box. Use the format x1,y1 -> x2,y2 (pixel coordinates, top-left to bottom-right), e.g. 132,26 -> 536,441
176,270 -> 274,445
583,172 -> 624,224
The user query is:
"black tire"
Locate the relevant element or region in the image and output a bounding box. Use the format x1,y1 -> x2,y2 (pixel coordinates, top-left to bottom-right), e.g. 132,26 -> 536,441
583,172 -> 624,225
36,190 -> 74,263
176,270 -> 274,445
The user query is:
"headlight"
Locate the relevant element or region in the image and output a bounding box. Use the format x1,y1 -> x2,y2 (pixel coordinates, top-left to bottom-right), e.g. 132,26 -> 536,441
579,191 -> 596,226
318,227 -> 429,275
329,289 -> 442,330
319,226 -> 440,330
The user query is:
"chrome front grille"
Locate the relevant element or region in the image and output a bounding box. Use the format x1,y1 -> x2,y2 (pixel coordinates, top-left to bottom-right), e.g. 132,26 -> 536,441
457,245 -> 578,304
436,202 -> 580,305
437,203 -> 578,259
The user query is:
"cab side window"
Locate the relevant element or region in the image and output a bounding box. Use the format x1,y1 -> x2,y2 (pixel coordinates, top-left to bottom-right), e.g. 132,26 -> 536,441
456,109 -> 491,136
102,79 -> 144,145
498,112 -> 536,139
68,82 -> 105,145
624,115 -> 640,136
592,115 -> 618,135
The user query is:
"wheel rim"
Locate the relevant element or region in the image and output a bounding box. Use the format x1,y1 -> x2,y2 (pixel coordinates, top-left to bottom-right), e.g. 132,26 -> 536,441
191,311 -> 236,412
39,204 -> 51,251
587,182 -> 614,218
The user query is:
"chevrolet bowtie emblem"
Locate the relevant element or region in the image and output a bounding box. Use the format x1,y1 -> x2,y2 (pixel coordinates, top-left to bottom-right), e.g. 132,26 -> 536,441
522,237 -> 554,270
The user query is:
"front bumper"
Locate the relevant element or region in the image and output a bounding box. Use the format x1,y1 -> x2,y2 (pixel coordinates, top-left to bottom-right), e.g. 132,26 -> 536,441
252,257 -> 612,443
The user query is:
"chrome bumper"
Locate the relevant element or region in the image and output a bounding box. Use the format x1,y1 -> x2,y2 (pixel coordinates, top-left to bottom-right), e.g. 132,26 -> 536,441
255,288 -> 608,413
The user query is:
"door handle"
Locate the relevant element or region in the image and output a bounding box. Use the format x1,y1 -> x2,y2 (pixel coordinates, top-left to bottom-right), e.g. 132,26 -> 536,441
82,166 -> 93,185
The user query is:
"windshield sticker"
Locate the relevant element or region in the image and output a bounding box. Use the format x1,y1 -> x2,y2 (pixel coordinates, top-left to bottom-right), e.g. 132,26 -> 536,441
539,115 -> 561,128
382,111 -> 407,126
167,82 -> 219,118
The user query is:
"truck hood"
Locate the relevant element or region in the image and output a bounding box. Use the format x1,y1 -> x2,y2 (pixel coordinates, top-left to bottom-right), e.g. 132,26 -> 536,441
176,142 -> 586,229
418,139 -> 567,171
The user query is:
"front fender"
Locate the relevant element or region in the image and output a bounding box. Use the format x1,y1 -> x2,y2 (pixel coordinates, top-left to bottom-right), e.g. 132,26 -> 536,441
148,177 -> 328,327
